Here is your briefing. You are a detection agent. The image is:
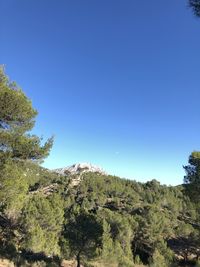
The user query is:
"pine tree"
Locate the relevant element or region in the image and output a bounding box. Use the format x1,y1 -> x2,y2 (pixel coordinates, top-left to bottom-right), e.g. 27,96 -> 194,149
0,66 -> 53,219
0,66 -> 53,163
64,212 -> 103,267
184,151 -> 200,202
0,66 -> 54,261
21,194 -> 64,256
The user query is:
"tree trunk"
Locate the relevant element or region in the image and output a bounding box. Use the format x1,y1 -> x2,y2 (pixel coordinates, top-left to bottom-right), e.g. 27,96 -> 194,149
77,252 -> 81,267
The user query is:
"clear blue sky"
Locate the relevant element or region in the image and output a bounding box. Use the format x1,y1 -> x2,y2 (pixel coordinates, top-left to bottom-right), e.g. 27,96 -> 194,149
1,0 -> 200,185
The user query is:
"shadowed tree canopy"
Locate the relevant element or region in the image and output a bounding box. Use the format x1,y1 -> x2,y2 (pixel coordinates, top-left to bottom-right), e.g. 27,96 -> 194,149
184,152 -> 200,184
64,212 -> 103,267
184,151 -> 200,202
189,0 -> 200,17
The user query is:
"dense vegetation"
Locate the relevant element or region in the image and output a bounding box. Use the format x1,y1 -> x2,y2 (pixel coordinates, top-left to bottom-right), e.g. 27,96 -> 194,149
0,67 -> 200,267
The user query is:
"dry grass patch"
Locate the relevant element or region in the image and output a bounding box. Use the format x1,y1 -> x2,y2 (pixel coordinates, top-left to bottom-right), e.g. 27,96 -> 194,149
0,259 -> 14,267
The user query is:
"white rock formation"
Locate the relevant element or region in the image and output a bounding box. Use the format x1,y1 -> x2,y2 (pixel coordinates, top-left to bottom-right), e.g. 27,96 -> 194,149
53,162 -> 106,176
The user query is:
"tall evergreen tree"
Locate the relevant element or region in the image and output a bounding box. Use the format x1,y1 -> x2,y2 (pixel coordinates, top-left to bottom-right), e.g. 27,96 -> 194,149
0,66 -> 53,218
21,194 -> 64,256
64,212 -> 103,267
0,66 -> 53,163
184,151 -> 200,201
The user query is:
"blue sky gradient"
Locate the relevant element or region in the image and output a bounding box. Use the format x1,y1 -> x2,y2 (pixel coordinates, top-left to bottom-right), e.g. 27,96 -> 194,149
1,0 -> 200,185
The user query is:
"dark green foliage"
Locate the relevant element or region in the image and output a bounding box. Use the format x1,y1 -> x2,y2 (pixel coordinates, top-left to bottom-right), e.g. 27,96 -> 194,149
0,160 -> 28,219
0,67 -> 55,262
0,67 -> 37,132
184,151 -> 200,203
184,152 -> 200,184
0,67 -> 53,219
189,0 -> 200,17
0,66 -> 53,163
60,172 -> 199,266
98,209 -> 135,264
1,157 -> 199,266
21,194 -> 64,256
64,212 -> 103,267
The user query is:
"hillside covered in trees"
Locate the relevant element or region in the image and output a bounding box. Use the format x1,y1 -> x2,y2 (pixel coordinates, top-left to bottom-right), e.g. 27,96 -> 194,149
0,67 -> 200,267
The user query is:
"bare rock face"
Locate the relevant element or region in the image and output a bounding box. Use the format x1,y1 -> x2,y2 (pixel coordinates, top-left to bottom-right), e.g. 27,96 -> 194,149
53,162 -> 106,176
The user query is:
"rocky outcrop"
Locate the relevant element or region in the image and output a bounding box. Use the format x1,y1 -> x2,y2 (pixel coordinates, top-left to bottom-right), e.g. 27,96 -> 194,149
53,163 -> 106,187
53,162 -> 106,176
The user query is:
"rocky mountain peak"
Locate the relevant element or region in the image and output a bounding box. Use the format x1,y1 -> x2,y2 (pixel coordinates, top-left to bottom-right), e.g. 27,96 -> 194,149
53,162 -> 106,176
